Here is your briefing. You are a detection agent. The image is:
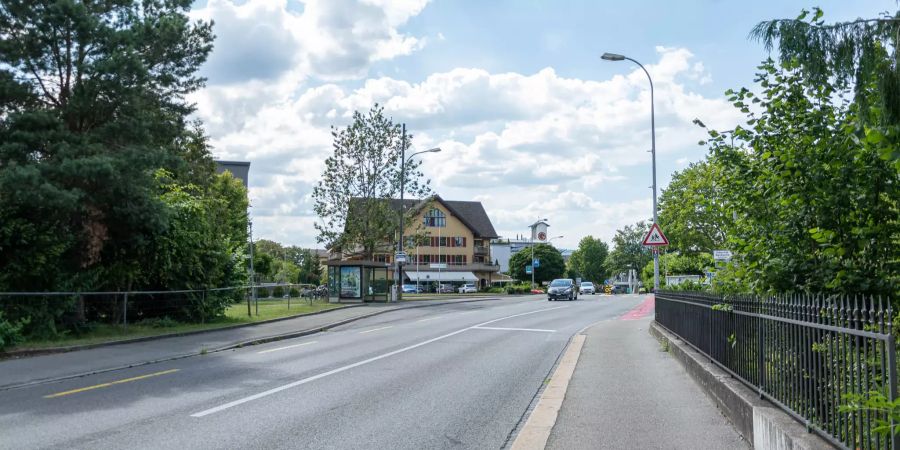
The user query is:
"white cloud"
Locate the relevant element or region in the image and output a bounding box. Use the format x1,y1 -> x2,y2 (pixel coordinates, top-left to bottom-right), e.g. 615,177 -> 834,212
192,35 -> 742,249
191,0 -> 429,84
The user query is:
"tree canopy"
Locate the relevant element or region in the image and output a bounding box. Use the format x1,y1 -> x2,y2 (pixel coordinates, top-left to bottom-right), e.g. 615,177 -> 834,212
751,7 -> 900,132
605,221 -> 653,278
566,236 -> 609,284
313,105 -> 431,258
509,244 -> 565,285
0,1 -> 251,339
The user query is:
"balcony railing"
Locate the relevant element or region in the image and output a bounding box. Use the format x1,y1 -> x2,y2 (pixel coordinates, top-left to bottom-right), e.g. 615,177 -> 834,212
474,246 -> 490,256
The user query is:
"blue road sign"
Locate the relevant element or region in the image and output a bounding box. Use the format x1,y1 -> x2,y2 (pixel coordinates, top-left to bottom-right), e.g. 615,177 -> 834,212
532,259 -> 540,267
525,265 -> 533,274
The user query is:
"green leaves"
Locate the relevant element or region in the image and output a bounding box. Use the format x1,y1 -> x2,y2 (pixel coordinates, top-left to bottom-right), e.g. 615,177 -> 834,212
509,244 -> 565,284
313,104 -> 431,257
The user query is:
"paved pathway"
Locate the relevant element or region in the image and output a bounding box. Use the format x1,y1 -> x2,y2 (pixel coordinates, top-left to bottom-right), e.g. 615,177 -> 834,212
546,298 -> 748,450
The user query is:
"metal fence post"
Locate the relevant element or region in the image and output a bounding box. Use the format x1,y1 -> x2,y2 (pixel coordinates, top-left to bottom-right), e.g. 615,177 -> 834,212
123,292 -> 128,330
247,287 -> 252,317
758,312 -> 765,399
888,334 -> 898,450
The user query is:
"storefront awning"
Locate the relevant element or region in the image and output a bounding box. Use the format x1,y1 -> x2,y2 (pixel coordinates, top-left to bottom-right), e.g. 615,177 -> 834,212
404,271 -> 477,282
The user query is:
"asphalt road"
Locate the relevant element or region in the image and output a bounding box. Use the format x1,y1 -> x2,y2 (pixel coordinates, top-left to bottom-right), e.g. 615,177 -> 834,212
1,294 -> 644,450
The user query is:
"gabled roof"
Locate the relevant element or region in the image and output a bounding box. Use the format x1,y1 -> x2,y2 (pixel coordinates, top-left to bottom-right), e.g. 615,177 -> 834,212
351,195 -> 499,239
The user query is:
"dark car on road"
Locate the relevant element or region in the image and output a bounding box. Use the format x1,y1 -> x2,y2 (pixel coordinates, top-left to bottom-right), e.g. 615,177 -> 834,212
547,278 -> 578,301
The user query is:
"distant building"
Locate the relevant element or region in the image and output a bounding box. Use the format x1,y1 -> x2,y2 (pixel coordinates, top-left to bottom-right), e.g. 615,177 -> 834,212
333,195 -> 501,293
215,160 -> 250,187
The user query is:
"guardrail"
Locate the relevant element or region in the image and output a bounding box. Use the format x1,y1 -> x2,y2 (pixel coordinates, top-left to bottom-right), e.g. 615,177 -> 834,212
655,291 -> 897,450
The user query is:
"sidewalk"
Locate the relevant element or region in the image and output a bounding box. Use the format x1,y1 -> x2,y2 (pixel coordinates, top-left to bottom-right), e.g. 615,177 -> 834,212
545,314 -> 748,450
0,296 -> 509,391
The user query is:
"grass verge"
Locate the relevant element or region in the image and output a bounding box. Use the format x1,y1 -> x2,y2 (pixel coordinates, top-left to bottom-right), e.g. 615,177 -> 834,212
6,298 -> 342,352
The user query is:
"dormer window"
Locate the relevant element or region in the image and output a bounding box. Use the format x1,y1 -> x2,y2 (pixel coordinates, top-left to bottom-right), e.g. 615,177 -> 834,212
423,208 -> 446,227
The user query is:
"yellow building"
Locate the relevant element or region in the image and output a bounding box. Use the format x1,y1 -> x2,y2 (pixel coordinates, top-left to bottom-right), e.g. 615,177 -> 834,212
338,195 -> 500,291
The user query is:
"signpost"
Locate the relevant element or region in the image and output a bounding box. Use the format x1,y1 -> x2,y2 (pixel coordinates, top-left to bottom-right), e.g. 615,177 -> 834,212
395,252 -> 407,264
525,265 -> 533,274
641,223 -> 669,247
642,223 -> 668,291
532,258 -> 540,268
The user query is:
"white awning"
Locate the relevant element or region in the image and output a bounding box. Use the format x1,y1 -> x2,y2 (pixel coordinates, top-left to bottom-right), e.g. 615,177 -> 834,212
404,271 -> 477,282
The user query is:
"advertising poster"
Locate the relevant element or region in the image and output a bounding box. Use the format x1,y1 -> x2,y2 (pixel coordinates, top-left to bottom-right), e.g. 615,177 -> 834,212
340,266 -> 361,298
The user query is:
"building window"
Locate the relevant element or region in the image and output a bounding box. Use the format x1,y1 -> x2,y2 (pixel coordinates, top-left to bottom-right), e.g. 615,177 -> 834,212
439,236 -> 447,247
454,237 -> 464,247
423,208 -> 446,227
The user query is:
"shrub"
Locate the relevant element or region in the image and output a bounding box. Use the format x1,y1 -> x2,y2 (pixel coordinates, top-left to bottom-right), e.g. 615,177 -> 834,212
272,285 -> 285,298
0,312 -> 27,350
289,287 -> 300,298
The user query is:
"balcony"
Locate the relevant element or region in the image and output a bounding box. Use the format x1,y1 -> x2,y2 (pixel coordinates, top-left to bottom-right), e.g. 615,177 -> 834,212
474,246 -> 490,257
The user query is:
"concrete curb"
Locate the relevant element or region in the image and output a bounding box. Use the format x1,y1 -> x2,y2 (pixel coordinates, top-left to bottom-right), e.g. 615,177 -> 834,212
509,333 -> 586,450
649,321 -> 836,450
0,296 -> 508,392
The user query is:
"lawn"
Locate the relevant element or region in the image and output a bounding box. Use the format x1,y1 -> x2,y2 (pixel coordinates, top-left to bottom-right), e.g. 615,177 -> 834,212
7,298 -> 343,352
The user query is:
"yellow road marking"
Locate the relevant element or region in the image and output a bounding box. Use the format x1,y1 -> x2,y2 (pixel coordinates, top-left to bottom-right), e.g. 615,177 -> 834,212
44,369 -> 180,399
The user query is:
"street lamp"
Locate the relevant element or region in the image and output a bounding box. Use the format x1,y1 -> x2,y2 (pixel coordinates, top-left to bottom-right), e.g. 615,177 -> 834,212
602,51 -> 660,291
548,235 -> 563,243
528,218 -> 548,290
396,123 -> 441,302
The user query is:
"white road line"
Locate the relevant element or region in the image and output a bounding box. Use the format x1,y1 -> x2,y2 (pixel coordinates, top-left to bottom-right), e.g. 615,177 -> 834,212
190,305 -> 566,418
472,326 -> 556,333
416,316 -> 441,323
256,341 -> 317,354
359,326 -> 393,334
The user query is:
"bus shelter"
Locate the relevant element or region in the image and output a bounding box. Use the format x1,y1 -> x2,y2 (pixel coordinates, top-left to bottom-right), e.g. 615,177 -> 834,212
326,260 -> 391,303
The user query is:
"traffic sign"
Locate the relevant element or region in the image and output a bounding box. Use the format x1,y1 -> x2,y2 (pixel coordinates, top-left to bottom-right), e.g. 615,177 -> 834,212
532,258 -> 540,267
525,265 -> 533,274
395,252 -> 407,263
713,250 -> 733,261
642,223 -> 669,246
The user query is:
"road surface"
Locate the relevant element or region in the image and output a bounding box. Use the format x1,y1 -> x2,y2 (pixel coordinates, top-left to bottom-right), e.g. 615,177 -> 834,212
1,295 -> 645,449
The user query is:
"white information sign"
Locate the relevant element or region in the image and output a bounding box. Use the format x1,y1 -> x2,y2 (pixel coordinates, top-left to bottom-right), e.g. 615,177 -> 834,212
713,250 -> 733,261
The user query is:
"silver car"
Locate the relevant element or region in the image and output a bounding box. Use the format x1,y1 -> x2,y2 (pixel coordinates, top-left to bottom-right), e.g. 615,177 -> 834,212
579,282 -> 595,295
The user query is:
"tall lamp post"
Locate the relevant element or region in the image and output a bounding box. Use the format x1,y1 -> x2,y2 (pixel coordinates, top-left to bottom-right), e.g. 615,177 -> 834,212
528,218 -> 548,289
396,124 -> 440,302
601,52 -> 659,291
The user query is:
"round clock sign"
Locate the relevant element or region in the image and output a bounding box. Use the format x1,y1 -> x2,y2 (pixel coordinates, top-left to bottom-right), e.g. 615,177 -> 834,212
537,231 -> 547,241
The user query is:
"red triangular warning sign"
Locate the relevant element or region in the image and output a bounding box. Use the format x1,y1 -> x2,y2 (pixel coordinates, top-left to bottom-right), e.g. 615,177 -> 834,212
642,223 -> 669,246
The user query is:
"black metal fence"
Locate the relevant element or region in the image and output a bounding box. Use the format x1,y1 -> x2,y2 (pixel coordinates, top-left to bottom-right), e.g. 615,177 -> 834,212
655,291 -> 897,450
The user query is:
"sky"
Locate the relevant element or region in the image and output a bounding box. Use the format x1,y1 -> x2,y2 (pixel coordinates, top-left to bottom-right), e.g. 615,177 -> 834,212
187,0 -> 894,250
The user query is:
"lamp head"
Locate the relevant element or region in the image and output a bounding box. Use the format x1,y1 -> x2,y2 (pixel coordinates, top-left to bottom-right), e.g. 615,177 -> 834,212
601,52 -> 625,61
426,147 -> 441,153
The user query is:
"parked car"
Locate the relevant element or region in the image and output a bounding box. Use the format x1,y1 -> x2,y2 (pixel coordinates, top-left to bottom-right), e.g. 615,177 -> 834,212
579,282 -> 595,295
437,284 -> 455,293
547,278 -> 578,301
402,284 -> 420,294
458,283 -> 478,294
